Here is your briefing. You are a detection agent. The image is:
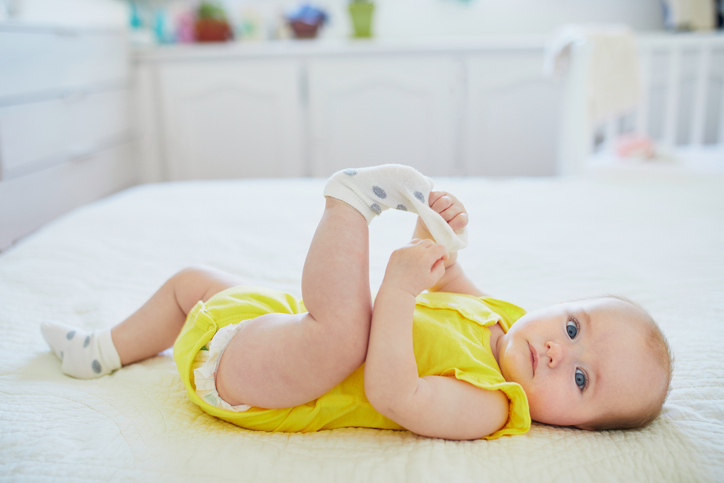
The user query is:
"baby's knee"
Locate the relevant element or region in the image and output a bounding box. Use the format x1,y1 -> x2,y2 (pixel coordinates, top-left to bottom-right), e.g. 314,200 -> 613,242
171,265 -> 237,313
173,265 -> 217,283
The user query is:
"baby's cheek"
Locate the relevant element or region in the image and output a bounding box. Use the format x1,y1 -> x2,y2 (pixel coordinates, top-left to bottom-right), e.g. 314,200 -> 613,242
526,392 -> 558,423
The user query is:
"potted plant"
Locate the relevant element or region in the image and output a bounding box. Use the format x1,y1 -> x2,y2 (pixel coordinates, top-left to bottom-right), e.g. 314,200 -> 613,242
195,2 -> 233,42
287,3 -> 328,39
348,0 -> 375,38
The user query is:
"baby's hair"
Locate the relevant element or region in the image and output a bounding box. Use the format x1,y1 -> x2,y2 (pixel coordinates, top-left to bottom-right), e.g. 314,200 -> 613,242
585,295 -> 674,431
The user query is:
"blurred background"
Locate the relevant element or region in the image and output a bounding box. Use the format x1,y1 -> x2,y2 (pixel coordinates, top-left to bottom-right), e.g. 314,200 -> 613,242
0,0 -> 723,249
123,0 -> 669,42
2,0 -> 718,40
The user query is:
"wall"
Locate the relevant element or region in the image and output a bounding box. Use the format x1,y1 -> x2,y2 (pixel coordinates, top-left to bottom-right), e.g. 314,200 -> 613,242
131,0 -> 666,41
216,0 -> 666,40
318,0 -> 666,39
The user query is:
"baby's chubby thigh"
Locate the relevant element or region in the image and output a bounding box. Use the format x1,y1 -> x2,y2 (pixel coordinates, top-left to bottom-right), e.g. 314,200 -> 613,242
216,311 -> 365,409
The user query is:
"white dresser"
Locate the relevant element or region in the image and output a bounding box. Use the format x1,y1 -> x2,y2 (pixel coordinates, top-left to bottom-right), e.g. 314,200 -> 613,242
134,38 -> 561,182
0,1 -> 136,250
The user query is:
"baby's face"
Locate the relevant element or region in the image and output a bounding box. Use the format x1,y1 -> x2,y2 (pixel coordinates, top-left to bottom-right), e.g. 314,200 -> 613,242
495,297 -> 661,428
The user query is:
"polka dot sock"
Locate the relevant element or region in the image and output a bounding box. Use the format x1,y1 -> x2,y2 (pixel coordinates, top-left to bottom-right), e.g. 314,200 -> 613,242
40,321 -> 121,379
323,164 -> 468,252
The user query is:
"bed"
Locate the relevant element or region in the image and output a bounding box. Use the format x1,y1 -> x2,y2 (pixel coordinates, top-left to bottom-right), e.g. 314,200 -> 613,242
1,168 -> 722,482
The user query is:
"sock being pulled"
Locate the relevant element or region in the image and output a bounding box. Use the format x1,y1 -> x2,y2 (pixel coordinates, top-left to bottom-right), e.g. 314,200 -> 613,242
323,164 -> 468,252
40,321 -> 121,379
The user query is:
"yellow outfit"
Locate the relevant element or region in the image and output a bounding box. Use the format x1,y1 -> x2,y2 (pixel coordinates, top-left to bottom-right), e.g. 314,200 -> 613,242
173,286 -> 531,440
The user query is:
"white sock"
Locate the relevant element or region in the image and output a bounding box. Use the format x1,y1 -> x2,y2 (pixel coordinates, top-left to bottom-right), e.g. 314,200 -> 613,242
40,321 -> 121,379
323,164 -> 468,252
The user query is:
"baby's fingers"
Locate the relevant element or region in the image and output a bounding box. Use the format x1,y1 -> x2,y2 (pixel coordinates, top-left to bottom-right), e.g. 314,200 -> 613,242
428,242 -> 450,264
428,243 -> 449,281
430,192 -> 469,232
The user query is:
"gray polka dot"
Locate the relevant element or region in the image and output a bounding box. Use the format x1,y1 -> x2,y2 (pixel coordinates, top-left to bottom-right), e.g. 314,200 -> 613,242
92,360 -> 102,374
370,204 -> 382,215
414,191 -> 425,203
396,204 -> 407,211
66,331 -> 76,340
343,169 -> 357,176
60,351 -> 64,360
372,186 -> 386,199
83,335 -> 90,348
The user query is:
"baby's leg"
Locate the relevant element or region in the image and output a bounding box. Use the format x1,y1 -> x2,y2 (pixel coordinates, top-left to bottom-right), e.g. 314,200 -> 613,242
41,266 -> 241,378
110,266 -> 243,365
216,197 -> 373,408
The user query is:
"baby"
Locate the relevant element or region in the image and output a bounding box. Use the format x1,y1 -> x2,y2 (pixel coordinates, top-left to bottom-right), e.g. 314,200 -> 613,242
41,165 -> 673,440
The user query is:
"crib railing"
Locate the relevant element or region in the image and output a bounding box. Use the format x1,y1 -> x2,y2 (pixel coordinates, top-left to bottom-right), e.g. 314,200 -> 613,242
560,32 -> 724,174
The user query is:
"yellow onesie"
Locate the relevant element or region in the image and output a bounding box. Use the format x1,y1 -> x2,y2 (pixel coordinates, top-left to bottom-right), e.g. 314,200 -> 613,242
173,286 -> 531,440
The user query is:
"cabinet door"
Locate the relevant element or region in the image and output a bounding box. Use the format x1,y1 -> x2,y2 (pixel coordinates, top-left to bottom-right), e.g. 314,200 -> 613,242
464,53 -> 560,176
0,88 -> 130,180
0,30 -> 129,100
159,60 -> 304,180
0,142 -> 136,250
307,56 -> 463,177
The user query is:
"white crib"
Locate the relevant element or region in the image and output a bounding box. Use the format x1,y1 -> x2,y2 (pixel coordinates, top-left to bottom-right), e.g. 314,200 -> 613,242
558,32 -> 724,174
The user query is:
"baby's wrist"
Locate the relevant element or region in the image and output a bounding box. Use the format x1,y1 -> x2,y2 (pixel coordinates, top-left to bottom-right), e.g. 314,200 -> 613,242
378,278 -> 420,301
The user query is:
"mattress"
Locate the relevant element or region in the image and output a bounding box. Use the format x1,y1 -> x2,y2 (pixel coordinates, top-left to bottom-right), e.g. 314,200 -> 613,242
1,171 -> 723,482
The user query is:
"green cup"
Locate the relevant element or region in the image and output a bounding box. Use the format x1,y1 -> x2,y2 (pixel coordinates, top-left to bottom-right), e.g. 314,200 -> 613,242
349,2 -> 375,38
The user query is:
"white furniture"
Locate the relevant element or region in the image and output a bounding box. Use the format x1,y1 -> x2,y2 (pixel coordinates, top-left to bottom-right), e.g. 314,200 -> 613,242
307,55 -> 462,177
155,59 -> 305,180
137,32 -> 724,182
558,32 -> 724,174
0,16 -> 136,250
134,38 -> 560,181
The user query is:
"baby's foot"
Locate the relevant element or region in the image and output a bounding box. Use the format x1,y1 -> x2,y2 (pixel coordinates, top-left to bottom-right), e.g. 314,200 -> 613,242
40,321 -> 121,379
324,164 -> 433,222
324,164 -> 467,251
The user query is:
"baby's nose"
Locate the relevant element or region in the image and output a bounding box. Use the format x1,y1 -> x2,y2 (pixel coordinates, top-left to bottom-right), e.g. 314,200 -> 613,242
546,341 -> 565,368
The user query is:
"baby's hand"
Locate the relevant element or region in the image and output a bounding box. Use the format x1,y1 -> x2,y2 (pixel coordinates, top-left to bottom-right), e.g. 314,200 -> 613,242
383,239 -> 449,297
429,191 -> 468,233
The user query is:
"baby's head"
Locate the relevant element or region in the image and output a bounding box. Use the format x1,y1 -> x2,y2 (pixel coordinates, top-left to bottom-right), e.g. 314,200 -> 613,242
496,296 -> 672,430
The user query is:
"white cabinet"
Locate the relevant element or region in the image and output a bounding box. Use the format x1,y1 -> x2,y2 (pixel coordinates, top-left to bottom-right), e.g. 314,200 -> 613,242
158,59 -> 305,180
0,89 -> 130,179
0,25 -> 135,250
307,56 -> 463,177
0,29 -> 129,100
0,143 -> 134,246
463,53 -> 560,177
135,41 -> 561,182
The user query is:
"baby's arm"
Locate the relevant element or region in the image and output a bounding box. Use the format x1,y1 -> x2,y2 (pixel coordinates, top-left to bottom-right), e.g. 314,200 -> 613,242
364,241 -> 508,440
414,191 -> 488,297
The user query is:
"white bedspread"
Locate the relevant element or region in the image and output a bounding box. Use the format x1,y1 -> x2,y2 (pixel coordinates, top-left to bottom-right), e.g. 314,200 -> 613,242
1,172 -> 723,482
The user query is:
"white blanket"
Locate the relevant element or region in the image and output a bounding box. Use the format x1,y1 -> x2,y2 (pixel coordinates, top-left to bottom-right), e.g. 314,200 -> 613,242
1,172 -> 723,482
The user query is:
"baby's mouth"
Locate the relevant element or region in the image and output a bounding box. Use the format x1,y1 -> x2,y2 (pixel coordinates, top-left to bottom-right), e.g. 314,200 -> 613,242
528,342 -> 537,376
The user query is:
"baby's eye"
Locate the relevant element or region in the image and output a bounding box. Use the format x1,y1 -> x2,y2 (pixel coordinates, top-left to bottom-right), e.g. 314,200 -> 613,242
575,369 -> 587,390
566,319 -> 579,339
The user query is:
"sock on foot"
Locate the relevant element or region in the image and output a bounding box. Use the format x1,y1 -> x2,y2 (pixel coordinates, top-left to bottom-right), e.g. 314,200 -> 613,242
323,164 -> 468,252
40,321 -> 121,379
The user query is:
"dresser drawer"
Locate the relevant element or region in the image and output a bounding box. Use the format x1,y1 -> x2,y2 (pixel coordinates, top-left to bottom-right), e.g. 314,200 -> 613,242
0,29 -> 129,101
0,88 -> 130,179
0,141 -> 137,250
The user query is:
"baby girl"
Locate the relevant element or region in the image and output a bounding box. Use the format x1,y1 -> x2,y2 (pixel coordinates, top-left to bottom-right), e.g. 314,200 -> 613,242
41,165 -> 672,440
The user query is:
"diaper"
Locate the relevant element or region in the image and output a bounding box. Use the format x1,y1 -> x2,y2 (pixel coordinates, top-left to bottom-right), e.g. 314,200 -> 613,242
191,322 -> 251,413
